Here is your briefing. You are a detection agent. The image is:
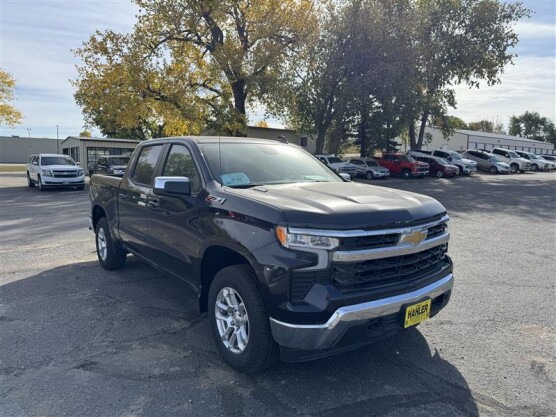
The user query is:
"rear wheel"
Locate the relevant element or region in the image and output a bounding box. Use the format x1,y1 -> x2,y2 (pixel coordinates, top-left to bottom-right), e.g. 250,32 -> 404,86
510,163 -> 519,174
401,169 -> 411,179
365,171 -> 374,180
208,265 -> 278,374
95,217 -> 126,270
27,173 -> 35,187
489,166 -> 498,174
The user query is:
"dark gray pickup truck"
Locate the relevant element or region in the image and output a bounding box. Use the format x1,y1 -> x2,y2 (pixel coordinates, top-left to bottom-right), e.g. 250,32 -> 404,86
89,136 -> 454,373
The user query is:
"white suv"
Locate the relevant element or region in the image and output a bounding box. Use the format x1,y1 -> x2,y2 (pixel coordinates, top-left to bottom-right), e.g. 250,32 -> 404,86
27,154 -> 85,191
490,148 -> 531,173
315,155 -> 358,178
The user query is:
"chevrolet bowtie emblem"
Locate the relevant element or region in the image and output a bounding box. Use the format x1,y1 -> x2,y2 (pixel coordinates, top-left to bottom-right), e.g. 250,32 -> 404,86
399,229 -> 428,246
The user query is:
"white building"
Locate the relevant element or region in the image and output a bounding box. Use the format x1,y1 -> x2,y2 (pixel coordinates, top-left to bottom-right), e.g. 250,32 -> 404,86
400,127 -> 554,155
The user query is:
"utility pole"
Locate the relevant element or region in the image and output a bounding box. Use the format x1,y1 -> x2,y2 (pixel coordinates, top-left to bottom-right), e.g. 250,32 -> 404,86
26,128 -> 31,138
56,125 -> 60,153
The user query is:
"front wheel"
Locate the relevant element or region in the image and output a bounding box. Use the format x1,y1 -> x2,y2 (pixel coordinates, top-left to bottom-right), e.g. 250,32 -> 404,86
208,265 -> 278,374
436,170 -> 444,178
366,171 -> 374,180
37,175 -> 44,191
531,164 -> 539,172
510,163 -> 519,174
489,166 -> 498,174
95,217 -> 126,270
27,173 -> 35,187
401,169 -> 411,179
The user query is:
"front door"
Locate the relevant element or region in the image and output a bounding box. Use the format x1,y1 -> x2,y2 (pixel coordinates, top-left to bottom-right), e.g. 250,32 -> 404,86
146,143 -> 202,282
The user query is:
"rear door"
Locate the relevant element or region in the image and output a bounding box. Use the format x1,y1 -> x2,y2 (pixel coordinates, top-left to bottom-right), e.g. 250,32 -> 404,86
146,143 -> 203,282
118,144 -> 165,256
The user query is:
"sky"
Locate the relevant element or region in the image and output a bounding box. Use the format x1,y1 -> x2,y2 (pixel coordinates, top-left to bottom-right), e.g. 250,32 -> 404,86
0,0 -> 555,139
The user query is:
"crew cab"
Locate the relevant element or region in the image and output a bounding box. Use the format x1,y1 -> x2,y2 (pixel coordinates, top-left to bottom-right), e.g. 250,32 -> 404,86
490,148 -> 531,173
376,153 -> 429,178
315,155 -> 357,178
27,153 -> 85,191
89,155 -> 130,177
89,137 -> 453,373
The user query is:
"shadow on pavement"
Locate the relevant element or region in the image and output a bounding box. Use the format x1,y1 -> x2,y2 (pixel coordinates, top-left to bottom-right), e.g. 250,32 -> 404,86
0,258 -> 482,417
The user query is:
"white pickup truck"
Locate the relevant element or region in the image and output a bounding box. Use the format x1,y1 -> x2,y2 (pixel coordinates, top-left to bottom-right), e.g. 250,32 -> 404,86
27,154 -> 85,191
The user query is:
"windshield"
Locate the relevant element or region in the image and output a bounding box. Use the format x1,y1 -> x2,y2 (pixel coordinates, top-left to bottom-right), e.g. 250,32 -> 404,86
436,157 -> 450,165
327,157 -> 342,164
447,151 -> 462,160
507,151 -> 519,158
200,143 -> 341,187
489,155 -> 502,162
41,156 -> 76,166
399,155 -> 415,162
108,157 -> 130,165
529,154 -> 540,160
364,159 -> 378,167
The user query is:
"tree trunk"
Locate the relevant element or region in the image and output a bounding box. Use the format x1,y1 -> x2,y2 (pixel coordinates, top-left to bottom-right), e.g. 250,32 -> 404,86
416,110 -> 430,149
409,121 -> 417,149
315,125 -> 326,154
231,79 -> 247,115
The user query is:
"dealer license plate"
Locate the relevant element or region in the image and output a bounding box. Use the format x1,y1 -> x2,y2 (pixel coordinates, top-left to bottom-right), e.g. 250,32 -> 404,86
404,299 -> 431,328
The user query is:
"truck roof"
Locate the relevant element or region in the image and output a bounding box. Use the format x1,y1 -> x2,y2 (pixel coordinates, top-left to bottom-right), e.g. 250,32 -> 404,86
145,136 -> 283,145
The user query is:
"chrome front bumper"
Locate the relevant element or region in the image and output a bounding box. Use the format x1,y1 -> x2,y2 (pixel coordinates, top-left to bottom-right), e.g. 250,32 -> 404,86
270,273 -> 454,350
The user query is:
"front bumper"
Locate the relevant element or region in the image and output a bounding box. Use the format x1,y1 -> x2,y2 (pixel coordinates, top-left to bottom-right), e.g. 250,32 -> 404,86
42,176 -> 85,186
270,273 -> 453,351
372,170 -> 390,178
412,170 -> 428,177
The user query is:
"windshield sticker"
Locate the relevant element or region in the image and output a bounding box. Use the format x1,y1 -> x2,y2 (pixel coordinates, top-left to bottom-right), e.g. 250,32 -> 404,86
221,172 -> 251,186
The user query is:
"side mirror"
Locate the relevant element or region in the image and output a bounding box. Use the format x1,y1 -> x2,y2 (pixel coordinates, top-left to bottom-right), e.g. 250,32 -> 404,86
339,173 -> 351,181
154,176 -> 191,196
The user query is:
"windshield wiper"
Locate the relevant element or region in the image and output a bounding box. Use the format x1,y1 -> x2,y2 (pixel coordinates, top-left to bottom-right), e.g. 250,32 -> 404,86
226,183 -> 266,189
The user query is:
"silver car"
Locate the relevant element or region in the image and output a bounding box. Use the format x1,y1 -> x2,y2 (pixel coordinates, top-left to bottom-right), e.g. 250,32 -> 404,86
348,158 -> 390,180
462,150 -> 511,174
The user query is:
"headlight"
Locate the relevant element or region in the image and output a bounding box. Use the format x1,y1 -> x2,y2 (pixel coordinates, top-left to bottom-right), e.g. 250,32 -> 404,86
276,226 -> 339,250
42,169 -> 53,176
77,169 -> 84,176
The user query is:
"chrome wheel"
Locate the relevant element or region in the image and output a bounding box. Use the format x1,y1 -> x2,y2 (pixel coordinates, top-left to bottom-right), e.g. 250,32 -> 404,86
97,227 -> 107,261
215,287 -> 249,354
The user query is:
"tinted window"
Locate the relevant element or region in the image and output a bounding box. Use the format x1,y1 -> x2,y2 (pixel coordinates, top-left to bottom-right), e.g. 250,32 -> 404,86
132,145 -> 163,185
162,145 -> 201,193
41,156 -> 76,166
350,160 -> 362,165
492,149 -> 502,156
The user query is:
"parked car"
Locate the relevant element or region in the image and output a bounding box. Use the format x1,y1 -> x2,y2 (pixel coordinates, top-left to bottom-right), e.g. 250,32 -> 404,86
90,137 -> 453,373
535,155 -> 556,170
462,150 -> 510,174
89,155 -> 130,177
26,154 -> 85,191
515,151 -> 551,171
490,148 -> 531,173
315,155 -> 357,178
413,155 -> 459,178
348,157 -> 390,179
376,153 -> 429,178
540,155 -> 556,164
409,150 -> 477,176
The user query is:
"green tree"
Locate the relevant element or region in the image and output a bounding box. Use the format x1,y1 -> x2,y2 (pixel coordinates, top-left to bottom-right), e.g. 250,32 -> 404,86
406,0 -> 529,149
509,111 -> 554,143
73,0 -> 317,138
79,130 -> 92,138
0,69 -> 23,127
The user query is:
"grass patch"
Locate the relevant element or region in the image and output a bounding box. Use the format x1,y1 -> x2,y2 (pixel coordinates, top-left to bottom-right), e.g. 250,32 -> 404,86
0,165 -> 26,172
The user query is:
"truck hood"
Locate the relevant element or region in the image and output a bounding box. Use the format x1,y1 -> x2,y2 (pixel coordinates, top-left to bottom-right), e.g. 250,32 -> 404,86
227,182 -> 445,229
459,158 -> 476,166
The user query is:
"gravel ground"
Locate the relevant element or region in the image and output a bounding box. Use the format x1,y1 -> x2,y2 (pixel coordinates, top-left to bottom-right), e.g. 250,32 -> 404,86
0,171 -> 554,417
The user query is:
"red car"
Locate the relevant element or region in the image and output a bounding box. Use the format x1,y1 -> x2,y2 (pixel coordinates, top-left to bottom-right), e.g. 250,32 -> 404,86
376,153 -> 429,179
414,156 -> 459,178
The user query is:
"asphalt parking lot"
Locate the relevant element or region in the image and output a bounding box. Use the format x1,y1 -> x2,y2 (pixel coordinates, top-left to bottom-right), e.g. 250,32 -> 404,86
1,171 -> 555,417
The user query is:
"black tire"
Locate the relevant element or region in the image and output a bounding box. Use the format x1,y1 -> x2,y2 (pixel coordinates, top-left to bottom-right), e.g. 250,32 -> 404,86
366,171 -> 374,180
489,166 -> 498,174
95,217 -> 126,270
37,175 -> 44,191
531,164 -> 538,172
457,166 -> 463,176
27,173 -> 35,187
208,264 -> 278,374
436,170 -> 444,178
510,163 -> 519,174
401,169 -> 411,179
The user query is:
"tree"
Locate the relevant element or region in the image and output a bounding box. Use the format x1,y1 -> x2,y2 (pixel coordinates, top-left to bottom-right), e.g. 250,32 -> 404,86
467,118 -> 504,134
254,120 -> 269,128
0,69 -> 23,127
509,111 -> 554,143
406,0 -> 530,149
79,130 -> 92,138
73,0 -> 317,138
